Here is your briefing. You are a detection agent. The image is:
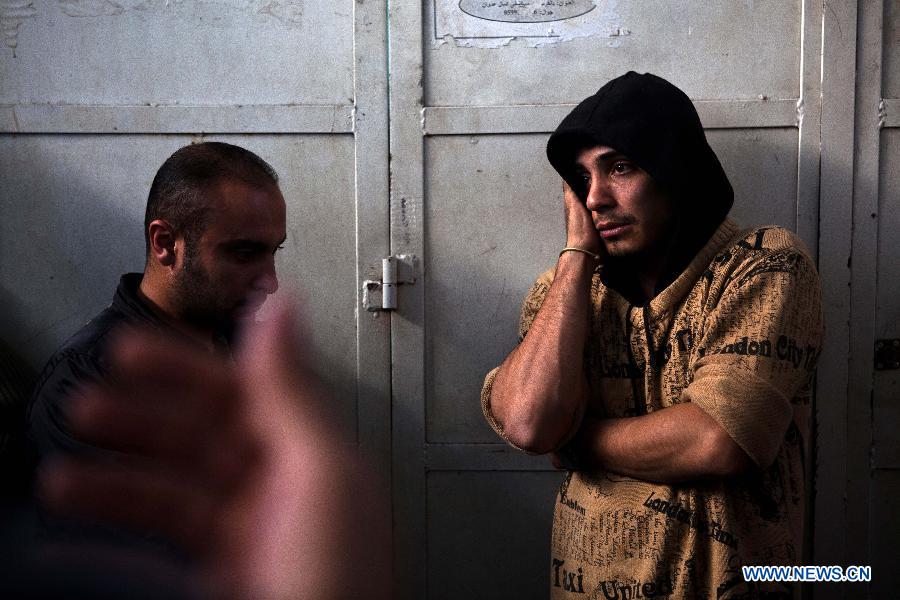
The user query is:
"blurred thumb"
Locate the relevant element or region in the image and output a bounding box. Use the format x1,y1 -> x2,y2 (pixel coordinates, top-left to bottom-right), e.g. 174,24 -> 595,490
236,297 -> 326,425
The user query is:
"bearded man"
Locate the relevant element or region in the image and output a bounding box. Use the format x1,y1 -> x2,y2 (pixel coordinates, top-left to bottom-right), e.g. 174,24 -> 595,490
28,141 -> 287,461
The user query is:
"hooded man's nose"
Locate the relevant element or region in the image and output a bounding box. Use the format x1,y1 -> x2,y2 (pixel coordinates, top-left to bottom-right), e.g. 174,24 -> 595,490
584,178 -> 616,211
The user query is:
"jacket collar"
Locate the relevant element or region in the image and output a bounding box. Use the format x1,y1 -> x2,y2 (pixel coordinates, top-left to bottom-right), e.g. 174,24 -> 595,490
111,273 -> 233,357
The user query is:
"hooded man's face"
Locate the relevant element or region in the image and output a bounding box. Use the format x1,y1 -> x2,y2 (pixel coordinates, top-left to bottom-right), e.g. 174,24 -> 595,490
573,145 -> 677,261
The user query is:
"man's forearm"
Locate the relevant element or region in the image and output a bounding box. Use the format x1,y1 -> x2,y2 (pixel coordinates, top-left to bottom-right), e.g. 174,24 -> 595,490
490,251 -> 595,453
570,403 -> 754,483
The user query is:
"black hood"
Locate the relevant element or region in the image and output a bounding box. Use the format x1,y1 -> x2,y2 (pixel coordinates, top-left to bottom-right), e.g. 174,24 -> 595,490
546,71 -> 733,249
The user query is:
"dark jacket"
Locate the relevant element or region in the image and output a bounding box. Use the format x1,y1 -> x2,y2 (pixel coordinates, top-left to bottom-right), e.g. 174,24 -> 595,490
0,340 -> 38,502
27,273 -> 184,461
22,274 -> 197,563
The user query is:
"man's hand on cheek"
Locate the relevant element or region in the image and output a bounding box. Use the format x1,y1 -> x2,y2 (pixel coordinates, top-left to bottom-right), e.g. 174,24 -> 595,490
562,180 -> 603,257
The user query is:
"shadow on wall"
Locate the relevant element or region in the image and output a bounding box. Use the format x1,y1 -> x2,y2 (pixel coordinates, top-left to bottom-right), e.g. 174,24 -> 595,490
0,135 -> 150,492
427,469 -> 563,600
0,134 -> 159,372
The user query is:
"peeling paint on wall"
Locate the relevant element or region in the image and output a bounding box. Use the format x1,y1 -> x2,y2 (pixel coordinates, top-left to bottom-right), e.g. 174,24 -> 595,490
52,0 -> 304,28
58,0 -> 124,18
256,0 -> 302,27
0,0 -> 37,55
433,0 -> 628,48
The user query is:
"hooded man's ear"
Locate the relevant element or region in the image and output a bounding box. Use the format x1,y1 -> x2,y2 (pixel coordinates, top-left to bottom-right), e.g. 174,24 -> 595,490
146,219 -> 178,267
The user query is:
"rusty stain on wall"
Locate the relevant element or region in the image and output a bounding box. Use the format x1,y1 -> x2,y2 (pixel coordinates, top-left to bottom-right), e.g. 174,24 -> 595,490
0,0 -> 37,55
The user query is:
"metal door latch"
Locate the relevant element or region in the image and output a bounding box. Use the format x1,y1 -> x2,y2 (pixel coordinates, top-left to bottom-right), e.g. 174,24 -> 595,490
362,255 -> 417,312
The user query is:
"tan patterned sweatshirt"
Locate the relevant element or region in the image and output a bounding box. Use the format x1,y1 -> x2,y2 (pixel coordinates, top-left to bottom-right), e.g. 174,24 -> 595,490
481,219 -> 824,599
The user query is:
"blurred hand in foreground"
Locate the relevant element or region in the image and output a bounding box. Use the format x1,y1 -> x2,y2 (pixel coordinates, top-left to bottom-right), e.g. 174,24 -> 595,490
40,302 -> 389,600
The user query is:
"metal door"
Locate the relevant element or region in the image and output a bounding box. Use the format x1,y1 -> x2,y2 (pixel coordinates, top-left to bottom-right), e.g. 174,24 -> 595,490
869,0 -> 900,583
843,1 -> 900,598
0,0 -> 392,537
389,1 -> 826,598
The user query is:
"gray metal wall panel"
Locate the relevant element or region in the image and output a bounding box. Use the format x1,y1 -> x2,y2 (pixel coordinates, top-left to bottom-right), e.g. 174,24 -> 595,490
836,3 -> 898,595
869,470 -> 900,598
883,1 -> 900,99
812,2 -> 865,591
706,128 -> 799,231
249,133 -> 359,434
874,130 -> 900,471
873,371 -> 900,470
1,1 -> 353,105
424,0 -> 801,106
424,134 -> 564,443
426,470 -> 563,600
876,130 -> 899,341
388,1 -> 429,595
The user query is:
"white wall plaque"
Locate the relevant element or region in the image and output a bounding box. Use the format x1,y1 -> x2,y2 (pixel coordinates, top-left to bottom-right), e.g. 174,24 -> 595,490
433,0 -> 628,48
458,0 -> 595,23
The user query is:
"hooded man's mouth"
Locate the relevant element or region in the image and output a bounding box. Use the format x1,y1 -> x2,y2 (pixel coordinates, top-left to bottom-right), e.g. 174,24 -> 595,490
596,222 -> 632,239
595,214 -> 637,237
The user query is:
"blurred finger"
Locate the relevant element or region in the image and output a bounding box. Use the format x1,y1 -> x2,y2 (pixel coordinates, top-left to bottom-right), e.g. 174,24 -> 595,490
237,299 -> 333,430
40,459 -> 221,556
69,390 -> 262,493
104,329 -> 241,419
237,297 -> 311,387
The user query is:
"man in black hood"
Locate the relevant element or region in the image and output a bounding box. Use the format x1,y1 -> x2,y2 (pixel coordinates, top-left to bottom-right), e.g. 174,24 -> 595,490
546,71 -> 734,301
481,72 -> 823,598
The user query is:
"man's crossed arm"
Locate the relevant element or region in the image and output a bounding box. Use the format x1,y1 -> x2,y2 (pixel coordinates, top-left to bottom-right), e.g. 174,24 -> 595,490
489,183 -> 754,483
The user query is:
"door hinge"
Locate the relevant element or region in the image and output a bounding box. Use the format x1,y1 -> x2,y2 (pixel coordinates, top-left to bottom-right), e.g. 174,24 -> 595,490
362,254 -> 417,312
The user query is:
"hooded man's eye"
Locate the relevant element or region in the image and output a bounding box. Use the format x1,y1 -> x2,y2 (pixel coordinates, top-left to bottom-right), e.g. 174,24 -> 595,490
612,162 -> 633,174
